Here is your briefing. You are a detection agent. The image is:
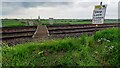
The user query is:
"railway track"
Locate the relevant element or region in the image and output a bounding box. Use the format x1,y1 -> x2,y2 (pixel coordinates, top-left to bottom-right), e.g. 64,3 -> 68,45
1,23 -> 120,45
1,26 -> 37,45
47,23 -> 120,38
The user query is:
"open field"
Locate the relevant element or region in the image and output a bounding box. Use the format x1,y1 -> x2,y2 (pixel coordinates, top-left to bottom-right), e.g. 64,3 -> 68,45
2,19 -> 26,27
2,28 -> 120,66
1,19 -> 118,27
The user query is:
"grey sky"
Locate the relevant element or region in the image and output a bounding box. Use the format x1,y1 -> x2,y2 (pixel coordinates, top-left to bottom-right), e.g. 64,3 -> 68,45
1,0 -> 119,19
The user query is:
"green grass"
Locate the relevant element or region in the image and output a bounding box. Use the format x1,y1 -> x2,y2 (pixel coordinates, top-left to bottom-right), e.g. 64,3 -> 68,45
104,19 -> 118,23
2,19 -> 26,27
2,28 -> 120,66
2,19 -> 118,27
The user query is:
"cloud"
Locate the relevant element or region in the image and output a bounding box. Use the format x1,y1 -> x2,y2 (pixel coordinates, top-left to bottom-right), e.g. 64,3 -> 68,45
1,1 -> 119,19
2,0 -> 119,2
2,0 -> 74,2
2,2 -> 72,8
2,2 -> 73,15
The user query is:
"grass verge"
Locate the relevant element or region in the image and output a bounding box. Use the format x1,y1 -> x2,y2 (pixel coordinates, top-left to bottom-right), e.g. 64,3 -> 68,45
2,28 -> 120,67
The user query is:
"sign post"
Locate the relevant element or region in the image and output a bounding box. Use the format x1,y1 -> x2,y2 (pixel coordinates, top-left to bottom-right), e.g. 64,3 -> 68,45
28,21 -> 34,26
49,18 -> 54,25
92,2 -> 107,24
38,16 -> 40,21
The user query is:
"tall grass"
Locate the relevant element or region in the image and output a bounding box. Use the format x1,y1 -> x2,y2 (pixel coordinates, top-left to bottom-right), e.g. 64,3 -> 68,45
2,28 -> 120,66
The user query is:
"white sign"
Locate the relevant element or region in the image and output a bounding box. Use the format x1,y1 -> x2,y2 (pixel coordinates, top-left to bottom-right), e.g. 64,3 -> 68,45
92,4 -> 107,24
38,16 -> 40,21
49,18 -> 54,25
28,21 -> 34,26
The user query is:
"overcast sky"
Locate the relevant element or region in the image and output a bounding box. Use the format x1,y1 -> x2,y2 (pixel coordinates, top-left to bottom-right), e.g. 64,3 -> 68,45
1,0 -> 119,19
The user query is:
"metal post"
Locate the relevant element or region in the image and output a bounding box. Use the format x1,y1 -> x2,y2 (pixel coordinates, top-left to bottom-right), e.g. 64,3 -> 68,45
100,2 -> 102,5
95,24 -> 98,32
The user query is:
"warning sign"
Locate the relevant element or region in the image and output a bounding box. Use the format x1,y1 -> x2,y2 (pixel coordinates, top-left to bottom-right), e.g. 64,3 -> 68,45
92,4 -> 107,24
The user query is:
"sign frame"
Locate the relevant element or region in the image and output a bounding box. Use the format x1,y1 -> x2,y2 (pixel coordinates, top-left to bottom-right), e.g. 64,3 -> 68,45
92,4 -> 107,24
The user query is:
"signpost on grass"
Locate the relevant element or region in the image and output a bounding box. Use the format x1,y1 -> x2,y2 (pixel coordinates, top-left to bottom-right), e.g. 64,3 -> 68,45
49,18 -> 54,25
28,21 -> 34,26
38,16 -> 40,21
92,2 -> 107,24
